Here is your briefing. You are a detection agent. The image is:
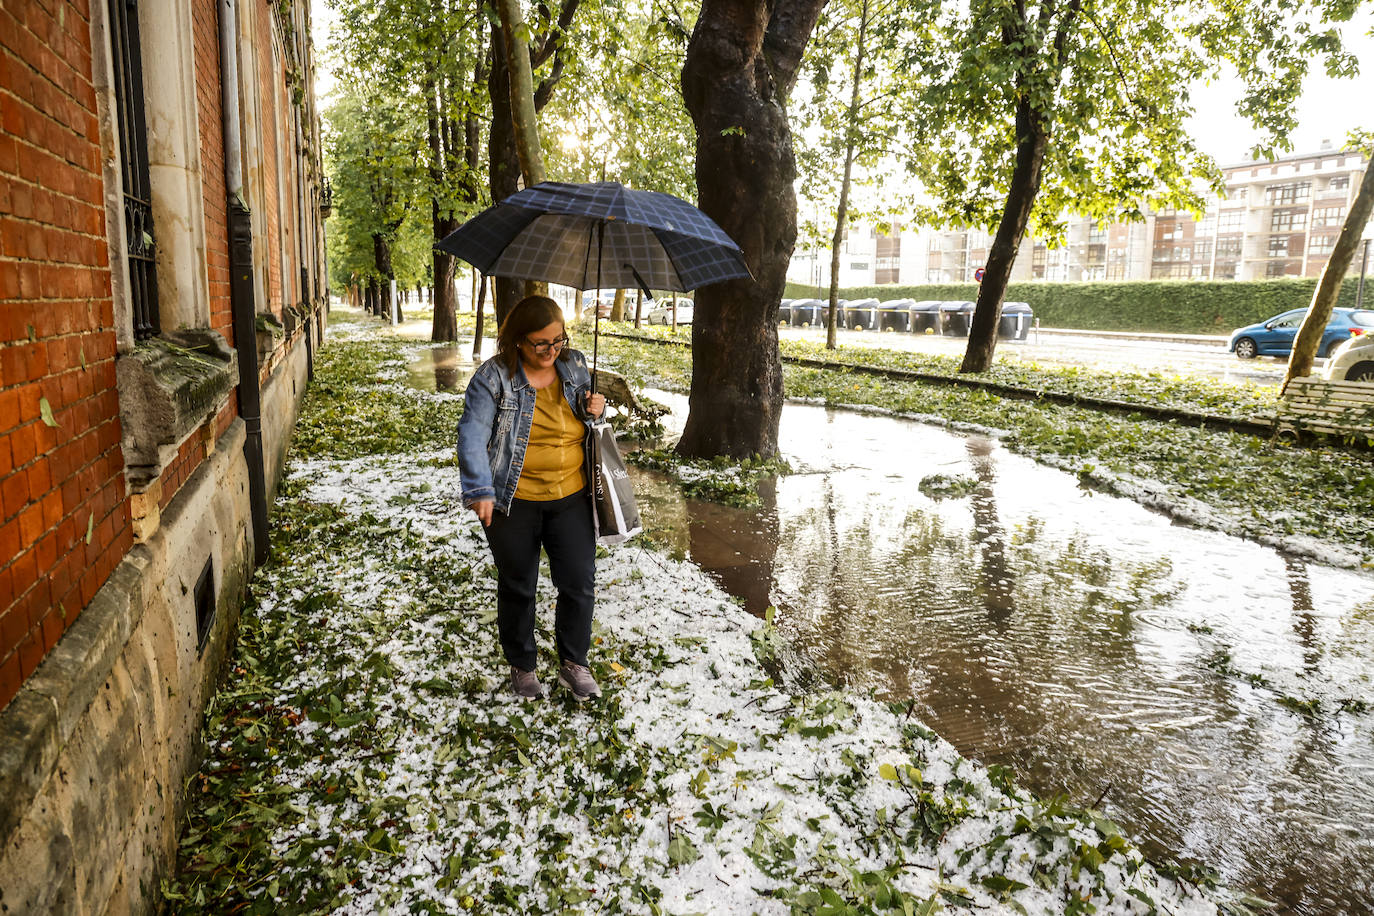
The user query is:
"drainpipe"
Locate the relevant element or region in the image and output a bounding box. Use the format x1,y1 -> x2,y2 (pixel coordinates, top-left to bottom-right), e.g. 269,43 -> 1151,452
219,0 -> 270,566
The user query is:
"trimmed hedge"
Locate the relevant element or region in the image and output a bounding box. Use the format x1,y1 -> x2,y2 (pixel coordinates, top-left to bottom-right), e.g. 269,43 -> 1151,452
783,278 -> 1365,334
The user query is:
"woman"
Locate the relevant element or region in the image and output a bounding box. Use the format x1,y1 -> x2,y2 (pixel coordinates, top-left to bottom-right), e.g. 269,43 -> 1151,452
457,295 -> 607,701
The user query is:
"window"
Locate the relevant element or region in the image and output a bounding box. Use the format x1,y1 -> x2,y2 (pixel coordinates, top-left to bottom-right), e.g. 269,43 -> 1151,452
1267,261 -> 1294,278
1314,206 -> 1345,228
1270,209 -> 1307,233
1309,235 -> 1336,255
1330,176 -> 1350,191
1267,236 -> 1289,258
1216,237 -> 1243,257
1193,240 -> 1212,261
1218,210 -> 1244,230
1265,182 -> 1310,205
108,0 -> 160,339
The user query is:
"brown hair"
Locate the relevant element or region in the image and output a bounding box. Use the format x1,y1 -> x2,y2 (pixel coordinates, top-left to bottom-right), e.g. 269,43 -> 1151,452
496,295 -> 568,376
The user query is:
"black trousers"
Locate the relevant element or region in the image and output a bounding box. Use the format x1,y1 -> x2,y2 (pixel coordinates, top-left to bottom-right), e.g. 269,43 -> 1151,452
482,491 -> 595,670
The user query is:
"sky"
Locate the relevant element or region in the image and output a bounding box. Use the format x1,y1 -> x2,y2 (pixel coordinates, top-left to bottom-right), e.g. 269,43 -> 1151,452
309,1 -> 1373,167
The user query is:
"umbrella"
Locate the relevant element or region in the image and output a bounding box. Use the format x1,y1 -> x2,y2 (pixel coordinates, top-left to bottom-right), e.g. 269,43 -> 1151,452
435,181 -> 752,382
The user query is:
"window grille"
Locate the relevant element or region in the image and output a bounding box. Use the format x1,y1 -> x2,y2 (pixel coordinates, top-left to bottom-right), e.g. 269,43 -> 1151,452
108,0 -> 159,339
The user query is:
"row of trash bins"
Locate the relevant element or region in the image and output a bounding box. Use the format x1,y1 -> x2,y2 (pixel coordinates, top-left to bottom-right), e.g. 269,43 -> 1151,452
778,298 -> 1034,340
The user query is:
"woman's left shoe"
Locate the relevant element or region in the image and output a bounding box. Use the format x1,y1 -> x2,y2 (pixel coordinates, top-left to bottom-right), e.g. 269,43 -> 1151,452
558,661 -> 602,701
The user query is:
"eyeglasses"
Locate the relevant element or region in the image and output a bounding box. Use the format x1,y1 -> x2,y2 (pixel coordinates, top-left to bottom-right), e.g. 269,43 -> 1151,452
524,334 -> 569,355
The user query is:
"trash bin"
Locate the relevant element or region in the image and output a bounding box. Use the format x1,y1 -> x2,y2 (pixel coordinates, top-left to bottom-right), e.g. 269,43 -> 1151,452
908,300 -> 942,334
777,299 -> 793,325
878,299 -> 915,331
843,298 -> 880,331
998,301 -> 1033,340
789,298 -> 822,326
940,300 -> 976,337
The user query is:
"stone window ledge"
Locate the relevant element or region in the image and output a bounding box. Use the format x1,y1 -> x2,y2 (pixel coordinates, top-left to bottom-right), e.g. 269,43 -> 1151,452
116,328 -> 238,490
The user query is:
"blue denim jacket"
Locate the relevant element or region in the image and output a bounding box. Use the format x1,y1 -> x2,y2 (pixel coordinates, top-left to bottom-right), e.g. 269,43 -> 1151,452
457,348 -> 593,515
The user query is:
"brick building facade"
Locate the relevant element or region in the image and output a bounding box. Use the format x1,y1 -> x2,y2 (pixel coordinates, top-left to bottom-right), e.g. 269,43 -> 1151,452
0,0 -> 327,911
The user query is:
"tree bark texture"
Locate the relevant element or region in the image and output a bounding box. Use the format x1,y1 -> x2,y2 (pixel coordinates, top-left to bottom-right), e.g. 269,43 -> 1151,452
678,0 -> 825,459
487,27 -> 526,326
496,0 -> 546,188
373,233 -> 396,320
961,96 -> 1047,372
427,72 -> 459,341
1284,151 -> 1374,390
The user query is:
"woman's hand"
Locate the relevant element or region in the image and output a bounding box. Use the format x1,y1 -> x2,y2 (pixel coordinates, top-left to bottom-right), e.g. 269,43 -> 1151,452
471,500 -> 494,527
585,391 -> 606,418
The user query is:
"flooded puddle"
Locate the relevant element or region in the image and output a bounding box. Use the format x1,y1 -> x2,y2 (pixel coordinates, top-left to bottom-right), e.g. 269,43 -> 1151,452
406,345 -> 1374,914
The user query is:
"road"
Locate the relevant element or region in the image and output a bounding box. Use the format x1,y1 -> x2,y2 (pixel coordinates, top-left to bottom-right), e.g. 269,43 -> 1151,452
776,324 -> 1298,387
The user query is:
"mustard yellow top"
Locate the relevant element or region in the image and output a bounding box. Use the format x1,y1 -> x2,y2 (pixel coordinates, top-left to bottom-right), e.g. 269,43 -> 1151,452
515,383 -> 586,500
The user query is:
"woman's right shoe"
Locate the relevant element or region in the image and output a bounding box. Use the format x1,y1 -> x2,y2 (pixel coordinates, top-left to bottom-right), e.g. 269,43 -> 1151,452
510,666 -> 544,700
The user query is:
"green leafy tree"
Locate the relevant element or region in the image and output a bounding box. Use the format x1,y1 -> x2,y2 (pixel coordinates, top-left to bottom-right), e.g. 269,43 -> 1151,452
899,0 -> 1364,372
795,0 -> 908,348
323,82 -> 418,319
328,0 -> 492,339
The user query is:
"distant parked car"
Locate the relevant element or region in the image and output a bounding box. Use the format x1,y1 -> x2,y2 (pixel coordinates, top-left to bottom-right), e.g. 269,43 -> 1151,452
646,297 -> 693,325
1324,333 -> 1374,382
1228,307 -> 1374,359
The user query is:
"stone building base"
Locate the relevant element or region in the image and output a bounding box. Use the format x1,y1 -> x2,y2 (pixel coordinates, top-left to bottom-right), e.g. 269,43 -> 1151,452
0,338 -> 311,914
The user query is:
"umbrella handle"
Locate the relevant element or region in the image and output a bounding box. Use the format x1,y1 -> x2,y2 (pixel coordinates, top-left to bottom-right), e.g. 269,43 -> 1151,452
623,264 -> 654,304
591,221 -> 604,395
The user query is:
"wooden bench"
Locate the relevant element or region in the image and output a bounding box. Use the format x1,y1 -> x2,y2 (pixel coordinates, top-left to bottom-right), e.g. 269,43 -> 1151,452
1274,376 -> 1374,445
593,367 -> 659,417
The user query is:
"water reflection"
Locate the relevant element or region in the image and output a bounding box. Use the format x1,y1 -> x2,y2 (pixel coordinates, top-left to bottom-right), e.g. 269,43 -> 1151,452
631,396 -> 1374,916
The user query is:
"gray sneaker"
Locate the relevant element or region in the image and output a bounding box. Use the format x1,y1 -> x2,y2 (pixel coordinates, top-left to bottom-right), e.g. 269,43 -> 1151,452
510,666 -> 543,700
558,661 -> 602,701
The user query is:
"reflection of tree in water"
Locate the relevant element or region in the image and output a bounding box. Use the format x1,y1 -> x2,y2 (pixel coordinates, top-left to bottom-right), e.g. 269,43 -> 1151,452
432,346 -> 463,392
770,447 -> 1185,842
1286,556 -> 1321,676
685,477 -> 779,618
967,438 -> 1014,627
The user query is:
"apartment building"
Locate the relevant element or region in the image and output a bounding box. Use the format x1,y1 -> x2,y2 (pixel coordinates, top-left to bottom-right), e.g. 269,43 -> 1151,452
791,146 -> 1369,286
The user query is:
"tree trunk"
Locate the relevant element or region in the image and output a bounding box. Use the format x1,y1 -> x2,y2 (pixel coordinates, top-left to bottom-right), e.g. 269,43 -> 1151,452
826,0 -> 869,352
1284,150 -> 1374,390
496,0 -> 546,188
960,96 -> 1047,373
610,288 -> 627,321
373,233 -> 397,322
426,65 -> 459,342
634,289 -> 643,328
488,26 -> 525,327
678,0 -> 825,460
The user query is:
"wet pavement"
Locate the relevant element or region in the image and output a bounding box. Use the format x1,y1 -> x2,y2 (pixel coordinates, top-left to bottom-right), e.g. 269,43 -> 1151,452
406,341 -> 1374,915
777,325 -> 1298,387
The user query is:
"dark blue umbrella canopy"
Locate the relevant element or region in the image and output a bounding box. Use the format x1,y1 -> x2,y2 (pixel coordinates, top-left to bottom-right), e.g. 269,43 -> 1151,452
435,181 -> 751,293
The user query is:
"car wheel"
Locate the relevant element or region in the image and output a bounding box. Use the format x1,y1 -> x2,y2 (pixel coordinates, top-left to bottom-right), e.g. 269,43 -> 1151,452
1233,337 -> 1257,360
1347,362 -> 1374,383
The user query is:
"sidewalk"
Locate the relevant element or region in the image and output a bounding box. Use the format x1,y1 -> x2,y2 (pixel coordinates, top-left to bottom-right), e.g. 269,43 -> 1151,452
1033,326 -> 1230,347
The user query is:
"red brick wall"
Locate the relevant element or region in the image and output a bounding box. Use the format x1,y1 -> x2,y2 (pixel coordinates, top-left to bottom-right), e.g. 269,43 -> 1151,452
193,0 -> 234,344
257,5 -> 283,319
0,0 -> 134,710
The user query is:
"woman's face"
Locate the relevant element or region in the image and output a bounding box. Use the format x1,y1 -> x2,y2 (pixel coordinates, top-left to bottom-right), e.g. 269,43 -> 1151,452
518,320 -> 568,371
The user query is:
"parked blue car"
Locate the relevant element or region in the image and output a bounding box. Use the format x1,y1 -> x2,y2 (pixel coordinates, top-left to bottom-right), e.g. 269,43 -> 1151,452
1228,307 -> 1374,359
